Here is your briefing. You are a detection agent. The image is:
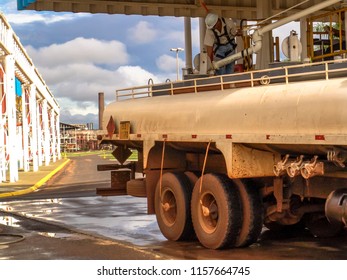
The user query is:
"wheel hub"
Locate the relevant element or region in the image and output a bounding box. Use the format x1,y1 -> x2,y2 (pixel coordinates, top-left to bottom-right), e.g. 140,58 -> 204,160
160,190 -> 177,226
200,193 -> 219,233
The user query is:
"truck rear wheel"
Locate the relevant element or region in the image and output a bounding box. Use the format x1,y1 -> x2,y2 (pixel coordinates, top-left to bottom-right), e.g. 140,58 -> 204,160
154,172 -> 194,241
191,174 -> 242,249
233,179 -> 263,247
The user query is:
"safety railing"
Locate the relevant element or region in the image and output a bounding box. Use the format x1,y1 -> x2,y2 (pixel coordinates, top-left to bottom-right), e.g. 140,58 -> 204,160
116,58 -> 347,101
307,7 -> 347,61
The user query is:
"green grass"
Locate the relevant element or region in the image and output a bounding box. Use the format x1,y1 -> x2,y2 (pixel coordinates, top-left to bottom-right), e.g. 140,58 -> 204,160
62,149 -> 138,161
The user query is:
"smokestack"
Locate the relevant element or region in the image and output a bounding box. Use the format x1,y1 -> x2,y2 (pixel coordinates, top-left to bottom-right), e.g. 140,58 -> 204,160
98,92 -> 104,130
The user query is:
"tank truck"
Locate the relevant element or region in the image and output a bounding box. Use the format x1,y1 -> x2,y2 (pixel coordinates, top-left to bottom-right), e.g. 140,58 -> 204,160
97,0 -> 347,249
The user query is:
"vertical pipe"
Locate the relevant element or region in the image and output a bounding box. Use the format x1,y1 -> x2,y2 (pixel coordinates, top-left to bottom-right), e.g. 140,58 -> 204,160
300,17 -> 308,61
184,17 -> 193,73
98,92 -> 104,130
199,17 -> 206,53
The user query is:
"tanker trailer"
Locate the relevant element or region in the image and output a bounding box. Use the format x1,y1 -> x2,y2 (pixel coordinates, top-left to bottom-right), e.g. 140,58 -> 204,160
98,0 -> 347,249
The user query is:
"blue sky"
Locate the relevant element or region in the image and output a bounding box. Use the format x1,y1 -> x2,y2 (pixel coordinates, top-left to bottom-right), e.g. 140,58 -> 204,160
1,0 -> 298,128
1,0 -> 201,127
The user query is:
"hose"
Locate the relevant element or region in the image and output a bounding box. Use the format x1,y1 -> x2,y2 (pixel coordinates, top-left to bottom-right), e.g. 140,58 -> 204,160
0,233 -> 25,245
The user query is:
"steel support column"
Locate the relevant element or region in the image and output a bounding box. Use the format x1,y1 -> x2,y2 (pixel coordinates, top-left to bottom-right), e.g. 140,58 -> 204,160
22,86 -> 30,172
184,17 -> 193,73
29,84 -> 39,171
37,101 -> 43,167
4,54 -> 18,182
42,99 -> 50,166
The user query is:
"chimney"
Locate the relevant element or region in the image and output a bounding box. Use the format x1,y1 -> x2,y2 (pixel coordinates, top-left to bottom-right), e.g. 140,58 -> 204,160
98,92 -> 104,130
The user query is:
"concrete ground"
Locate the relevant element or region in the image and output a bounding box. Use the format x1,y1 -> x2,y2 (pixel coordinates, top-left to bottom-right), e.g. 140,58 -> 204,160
0,153 -> 170,260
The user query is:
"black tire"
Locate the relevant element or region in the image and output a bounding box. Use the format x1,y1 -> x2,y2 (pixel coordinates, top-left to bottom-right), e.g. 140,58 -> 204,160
191,173 -> 242,249
154,172 -> 194,241
233,179 -> 263,247
184,171 -> 199,188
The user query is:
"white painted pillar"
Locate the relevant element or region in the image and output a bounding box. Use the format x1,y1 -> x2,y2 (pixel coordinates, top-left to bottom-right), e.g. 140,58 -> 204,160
42,99 -> 50,166
56,114 -> 61,160
37,101 -> 43,166
29,84 -> 38,171
18,125 -> 23,170
0,64 -> 6,182
22,87 -> 30,172
50,109 -> 56,162
4,54 -> 18,182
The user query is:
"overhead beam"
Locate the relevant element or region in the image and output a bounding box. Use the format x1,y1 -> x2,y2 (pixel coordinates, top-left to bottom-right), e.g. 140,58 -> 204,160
20,0 -> 258,18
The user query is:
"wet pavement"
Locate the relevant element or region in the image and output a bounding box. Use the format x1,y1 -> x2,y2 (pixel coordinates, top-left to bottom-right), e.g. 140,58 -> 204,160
0,154 -> 168,259
0,154 -> 347,260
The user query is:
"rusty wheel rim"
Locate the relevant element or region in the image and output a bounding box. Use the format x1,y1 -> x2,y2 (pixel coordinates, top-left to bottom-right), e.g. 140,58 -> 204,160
199,192 -> 219,234
160,189 -> 177,227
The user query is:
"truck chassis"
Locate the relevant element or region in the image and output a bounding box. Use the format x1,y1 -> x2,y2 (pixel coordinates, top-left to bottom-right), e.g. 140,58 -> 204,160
98,60 -> 347,249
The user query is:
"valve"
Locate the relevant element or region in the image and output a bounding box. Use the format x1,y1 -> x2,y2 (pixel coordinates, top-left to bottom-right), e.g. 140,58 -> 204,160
300,155 -> 324,179
286,155 -> 304,177
273,154 -> 290,176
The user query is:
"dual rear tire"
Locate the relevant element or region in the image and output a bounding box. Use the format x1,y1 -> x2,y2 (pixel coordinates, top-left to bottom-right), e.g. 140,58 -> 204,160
154,172 -> 263,249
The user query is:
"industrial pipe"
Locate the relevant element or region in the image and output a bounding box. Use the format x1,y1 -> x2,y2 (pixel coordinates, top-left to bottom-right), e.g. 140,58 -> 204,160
213,0 -> 341,70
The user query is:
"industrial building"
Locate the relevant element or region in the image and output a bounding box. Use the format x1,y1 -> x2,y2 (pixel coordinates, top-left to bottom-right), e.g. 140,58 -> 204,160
0,12 -> 60,183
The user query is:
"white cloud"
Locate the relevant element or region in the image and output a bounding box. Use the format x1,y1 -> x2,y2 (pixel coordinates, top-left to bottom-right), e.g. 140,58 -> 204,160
156,54 -> 184,73
25,39 -> 162,119
26,37 -> 129,67
162,30 -> 185,47
116,66 -> 160,86
127,21 -> 157,44
6,12 -> 88,24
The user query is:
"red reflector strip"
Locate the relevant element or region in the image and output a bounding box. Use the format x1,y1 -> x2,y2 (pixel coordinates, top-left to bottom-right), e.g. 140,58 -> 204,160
192,134 -> 197,139
315,135 -> 325,140
226,134 -> 232,139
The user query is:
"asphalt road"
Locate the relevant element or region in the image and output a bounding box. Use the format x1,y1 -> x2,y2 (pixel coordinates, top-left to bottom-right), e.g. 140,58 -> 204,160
1,154 -> 347,260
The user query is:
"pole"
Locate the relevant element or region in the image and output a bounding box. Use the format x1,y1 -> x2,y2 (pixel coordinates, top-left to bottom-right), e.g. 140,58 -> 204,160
176,51 -> 179,80
170,48 -> 184,80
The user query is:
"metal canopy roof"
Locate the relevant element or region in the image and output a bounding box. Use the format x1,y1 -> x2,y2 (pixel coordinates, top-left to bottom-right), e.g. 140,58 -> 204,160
17,0 -> 339,20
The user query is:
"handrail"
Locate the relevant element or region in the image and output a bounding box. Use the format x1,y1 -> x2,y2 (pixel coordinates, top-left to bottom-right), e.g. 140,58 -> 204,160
116,59 -> 347,100
307,7 -> 347,61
